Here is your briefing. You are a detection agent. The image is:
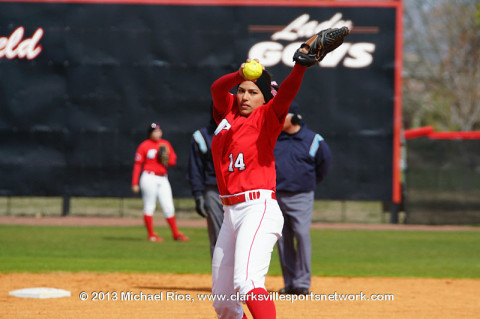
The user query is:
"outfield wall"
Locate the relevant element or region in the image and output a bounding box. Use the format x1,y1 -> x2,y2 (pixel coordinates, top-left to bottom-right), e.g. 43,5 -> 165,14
0,0 -> 402,201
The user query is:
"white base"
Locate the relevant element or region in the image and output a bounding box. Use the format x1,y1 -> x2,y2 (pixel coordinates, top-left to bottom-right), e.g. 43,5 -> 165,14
9,287 -> 71,299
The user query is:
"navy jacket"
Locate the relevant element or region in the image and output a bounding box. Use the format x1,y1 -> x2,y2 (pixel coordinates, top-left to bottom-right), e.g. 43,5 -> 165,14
274,125 -> 331,193
186,125 -> 218,198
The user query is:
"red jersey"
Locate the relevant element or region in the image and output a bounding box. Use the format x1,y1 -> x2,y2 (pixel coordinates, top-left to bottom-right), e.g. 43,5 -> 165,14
131,138 -> 177,186
211,64 -> 306,196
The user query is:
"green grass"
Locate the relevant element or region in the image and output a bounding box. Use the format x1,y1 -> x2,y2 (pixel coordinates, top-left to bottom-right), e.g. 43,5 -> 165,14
309,230 -> 480,278
1,225 -> 479,278
0,226 -> 212,274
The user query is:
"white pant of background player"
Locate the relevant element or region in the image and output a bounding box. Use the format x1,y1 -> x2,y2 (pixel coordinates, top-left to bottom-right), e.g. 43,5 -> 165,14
139,172 -> 175,218
212,189 -> 284,318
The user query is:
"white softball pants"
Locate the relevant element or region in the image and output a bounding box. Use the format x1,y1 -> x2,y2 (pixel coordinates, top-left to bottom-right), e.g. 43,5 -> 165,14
139,172 -> 175,218
212,190 -> 284,319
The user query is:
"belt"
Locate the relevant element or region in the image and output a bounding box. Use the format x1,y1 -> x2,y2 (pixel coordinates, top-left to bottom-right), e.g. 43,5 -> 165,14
144,170 -> 166,176
220,190 -> 276,206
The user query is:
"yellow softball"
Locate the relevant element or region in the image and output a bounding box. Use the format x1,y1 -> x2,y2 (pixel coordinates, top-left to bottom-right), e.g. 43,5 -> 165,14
243,60 -> 263,80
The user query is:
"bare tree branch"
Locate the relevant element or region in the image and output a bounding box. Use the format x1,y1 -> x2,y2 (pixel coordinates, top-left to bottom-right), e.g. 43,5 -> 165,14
403,0 -> 480,131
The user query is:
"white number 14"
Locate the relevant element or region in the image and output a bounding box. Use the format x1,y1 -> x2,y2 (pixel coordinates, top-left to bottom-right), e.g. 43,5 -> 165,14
228,153 -> 246,171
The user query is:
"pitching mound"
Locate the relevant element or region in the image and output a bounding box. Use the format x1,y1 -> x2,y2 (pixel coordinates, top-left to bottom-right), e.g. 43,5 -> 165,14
1,272 -> 478,318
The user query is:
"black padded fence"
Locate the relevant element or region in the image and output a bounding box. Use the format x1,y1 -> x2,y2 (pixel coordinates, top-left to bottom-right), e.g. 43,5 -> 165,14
0,1 -> 400,203
405,139 -> 480,225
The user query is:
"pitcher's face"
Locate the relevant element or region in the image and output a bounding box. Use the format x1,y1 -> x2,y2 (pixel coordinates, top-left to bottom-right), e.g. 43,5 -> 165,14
237,81 -> 265,116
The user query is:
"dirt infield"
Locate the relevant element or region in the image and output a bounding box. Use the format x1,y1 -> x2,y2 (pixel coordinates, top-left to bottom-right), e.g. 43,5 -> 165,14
2,272 -> 479,319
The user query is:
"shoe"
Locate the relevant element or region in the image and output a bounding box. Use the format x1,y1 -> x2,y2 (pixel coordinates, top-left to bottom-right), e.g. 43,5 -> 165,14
303,26 -> 350,62
174,232 -> 189,242
293,287 -> 310,295
278,286 -> 294,294
148,233 -> 164,242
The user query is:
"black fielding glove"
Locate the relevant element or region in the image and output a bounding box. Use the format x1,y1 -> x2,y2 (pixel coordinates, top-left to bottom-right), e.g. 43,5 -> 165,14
293,48 -> 319,67
157,144 -> 169,166
293,26 -> 350,67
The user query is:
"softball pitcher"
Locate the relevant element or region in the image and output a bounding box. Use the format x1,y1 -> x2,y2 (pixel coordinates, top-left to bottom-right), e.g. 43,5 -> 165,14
209,27 -> 350,319
132,122 -> 189,242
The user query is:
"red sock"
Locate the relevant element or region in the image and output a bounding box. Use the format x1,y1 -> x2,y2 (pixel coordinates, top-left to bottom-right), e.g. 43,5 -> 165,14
245,288 -> 276,319
166,216 -> 180,237
143,215 -> 155,236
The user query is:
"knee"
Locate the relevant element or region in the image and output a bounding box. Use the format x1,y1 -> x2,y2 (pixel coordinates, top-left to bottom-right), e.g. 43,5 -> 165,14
234,279 -> 263,296
163,210 -> 174,219
213,300 -> 243,319
143,209 -> 154,216
162,205 -> 175,218
143,201 -> 156,215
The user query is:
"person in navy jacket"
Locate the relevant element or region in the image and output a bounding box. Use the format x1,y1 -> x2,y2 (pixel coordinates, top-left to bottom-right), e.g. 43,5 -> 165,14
186,109 -> 224,258
274,101 -> 332,295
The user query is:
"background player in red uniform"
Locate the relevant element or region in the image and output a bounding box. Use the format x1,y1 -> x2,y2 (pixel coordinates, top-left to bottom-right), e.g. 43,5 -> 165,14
132,123 -> 189,242
210,27 -> 350,319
